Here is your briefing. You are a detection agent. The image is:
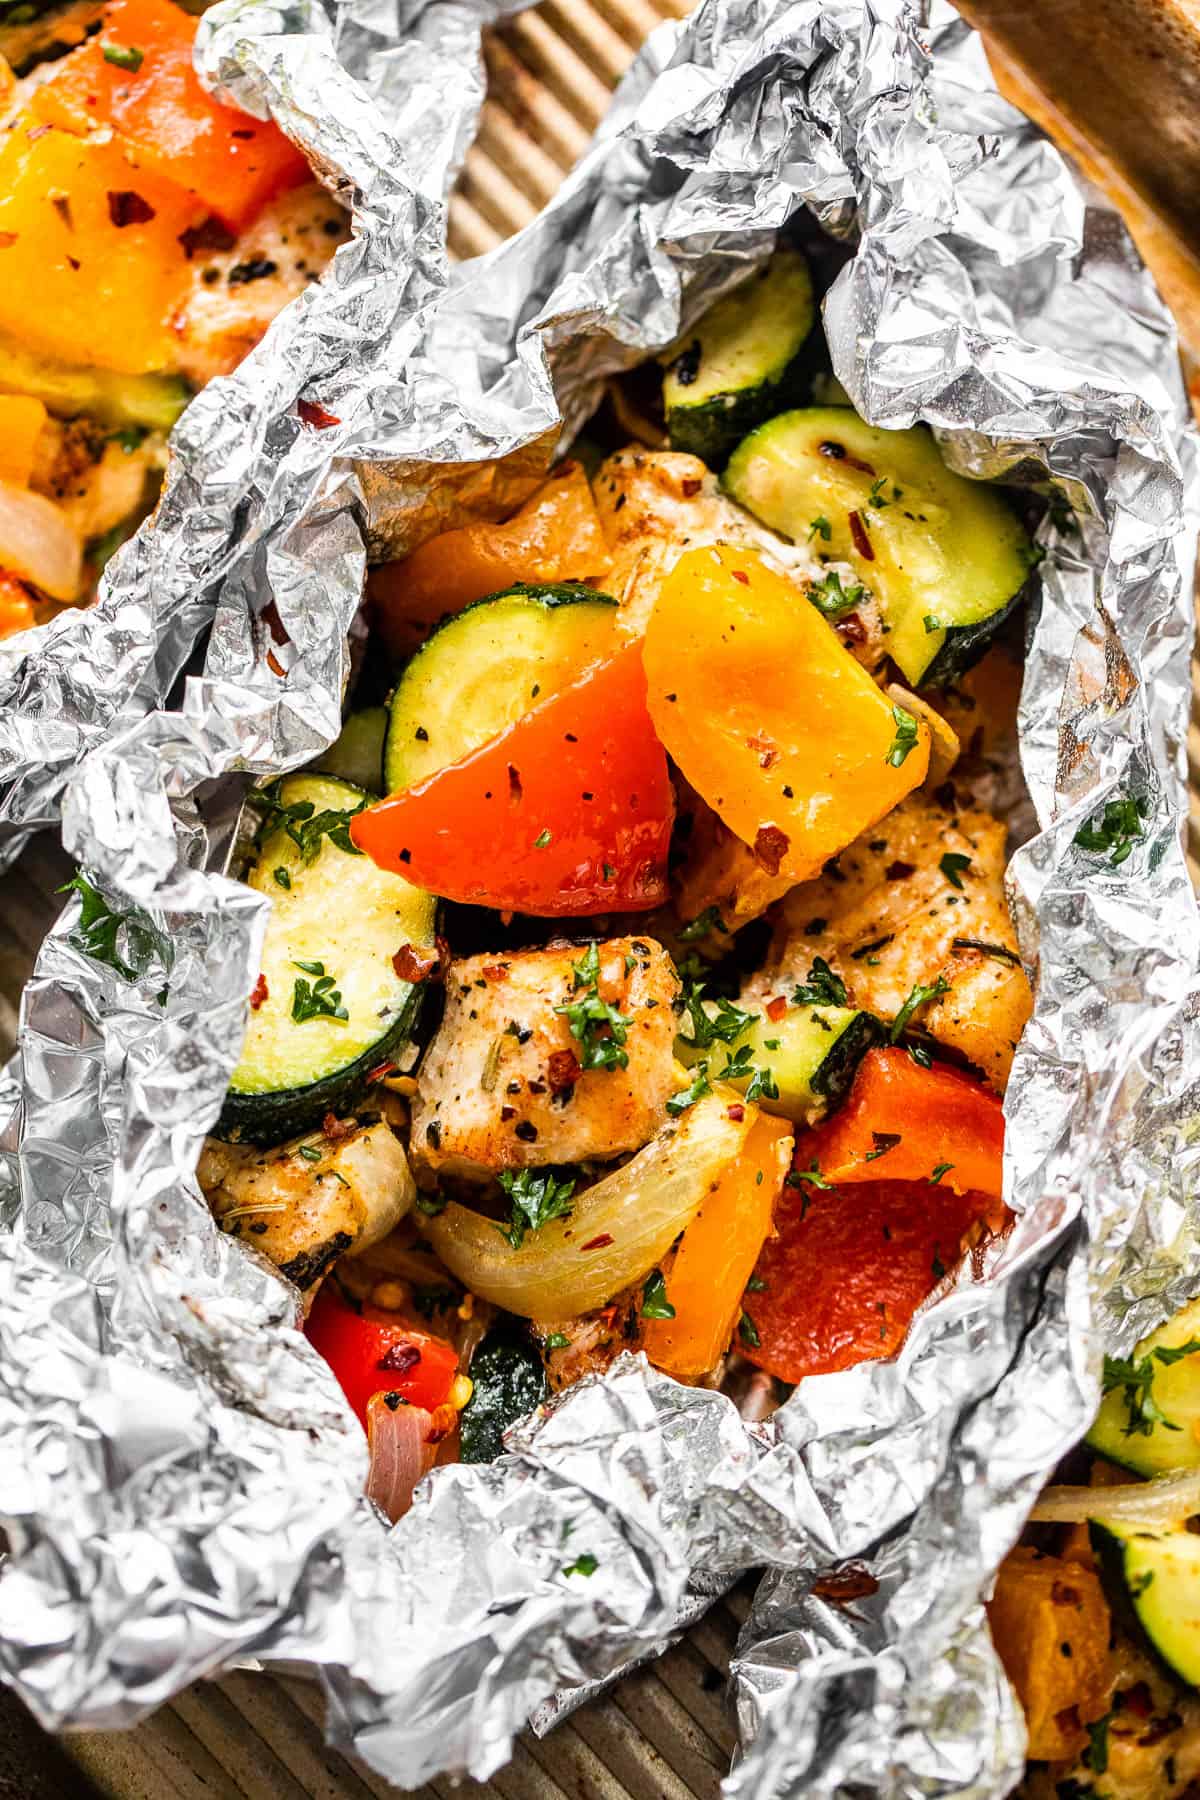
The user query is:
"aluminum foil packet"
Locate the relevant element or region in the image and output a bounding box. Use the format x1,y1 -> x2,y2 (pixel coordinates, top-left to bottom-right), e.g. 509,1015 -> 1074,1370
2,0 -> 1200,1794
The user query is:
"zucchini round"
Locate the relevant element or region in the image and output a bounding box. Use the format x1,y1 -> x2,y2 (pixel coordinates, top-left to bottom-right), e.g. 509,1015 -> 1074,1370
661,247 -> 815,467
676,998 -> 881,1126
311,707 -> 387,794
723,407 -> 1034,688
1089,1518 -> 1200,1687
219,773 -> 436,1145
383,583 -> 617,795
1086,1298 -> 1200,1477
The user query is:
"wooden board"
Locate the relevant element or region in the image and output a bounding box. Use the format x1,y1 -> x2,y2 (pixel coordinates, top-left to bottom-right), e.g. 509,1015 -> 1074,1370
3,0 -> 1200,1793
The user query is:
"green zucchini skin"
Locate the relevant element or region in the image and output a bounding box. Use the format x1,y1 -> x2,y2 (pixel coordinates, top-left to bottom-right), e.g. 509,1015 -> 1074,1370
661,247 -> 816,468
723,407 -> 1035,688
1089,1519 -> 1200,1688
1086,1298 -> 1200,1478
217,773 -> 436,1147
383,582 -> 617,796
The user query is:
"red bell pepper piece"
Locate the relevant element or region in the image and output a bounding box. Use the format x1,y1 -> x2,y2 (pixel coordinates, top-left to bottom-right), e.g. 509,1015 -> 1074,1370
800,1047 -> 1005,1196
304,1282 -> 459,1428
351,641 -> 673,916
738,1176 -> 1009,1385
33,0 -> 310,231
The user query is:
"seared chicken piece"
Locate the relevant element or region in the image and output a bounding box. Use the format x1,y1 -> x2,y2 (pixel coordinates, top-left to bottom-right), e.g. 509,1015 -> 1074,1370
172,183 -> 348,387
29,416 -> 164,547
592,447 -> 890,671
671,777 -> 794,938
759,790 -> 1032,1090
199,1116 -> 415,1292
411,938 -> 681,1182
534,1286 -> 642,1393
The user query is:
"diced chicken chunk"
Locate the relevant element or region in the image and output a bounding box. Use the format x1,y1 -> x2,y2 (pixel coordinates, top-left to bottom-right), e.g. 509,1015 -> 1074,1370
172,183 -> 348,387
29,416 -> 163,546
592,447 -> 889,670
759,790 -> 1031,1090
411,938 -> 680,1181
199,1115 -> 414,1291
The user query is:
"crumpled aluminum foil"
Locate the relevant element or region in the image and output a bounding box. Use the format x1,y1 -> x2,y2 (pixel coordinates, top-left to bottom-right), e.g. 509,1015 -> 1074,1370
2,0 -> 1199,1794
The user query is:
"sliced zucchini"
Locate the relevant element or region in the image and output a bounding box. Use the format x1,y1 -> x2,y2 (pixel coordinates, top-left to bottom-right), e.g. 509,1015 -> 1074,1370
1090,1519 -> 1200,1687
383,583 -> 617,794
723,408 -> 1033,687
1086,1298 -> 1200,1477
676,998 -> 881,1124
219,774 -> 436,1145
0,332 -> 190,432
660,248 -> 815,467
311,707 -> 387,794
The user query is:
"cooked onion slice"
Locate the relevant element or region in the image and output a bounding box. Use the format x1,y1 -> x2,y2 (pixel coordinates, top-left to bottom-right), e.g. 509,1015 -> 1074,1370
1030,1468 -> 1200,1529
425,1090 -> 757,1318
0,480 -> 82,602
365,1395 -> 456,1523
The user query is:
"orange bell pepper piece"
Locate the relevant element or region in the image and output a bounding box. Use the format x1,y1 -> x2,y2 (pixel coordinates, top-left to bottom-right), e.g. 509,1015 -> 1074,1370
0,116 -> 202,375
0,397 -> 47,488
351,641 -> 674,915
643,1111 -> 792,1381
0,572 -> 37,639
32,0 -> 309,232
368,461 -> 613,660
799,1047 -> 1005,1198
987,1548 -> 1112,1761
643,545 -> 930,884
738,1175 -> 1005,1384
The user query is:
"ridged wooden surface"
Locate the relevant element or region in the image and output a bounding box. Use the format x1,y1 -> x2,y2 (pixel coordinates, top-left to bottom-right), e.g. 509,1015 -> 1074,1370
3,0 -> 1200,1794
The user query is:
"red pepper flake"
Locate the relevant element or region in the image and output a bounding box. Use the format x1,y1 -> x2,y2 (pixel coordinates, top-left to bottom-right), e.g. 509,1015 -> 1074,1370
297,397 -> 341,430
481,963 -> 510,984
680,478 -> 703,497
1119,1682 -> 1154,1721
393,942 -> 440,983
838,613 -> 867,644
547,1049 -> 581,1095
753,823 -> 789,876
322,1111 -> 357,1142
260,598 -> 289,647
266,649 -> 285,677
500,1105 -> 516,1122
884,860 -> 916,881
377,1342 -> 421,1375
819,441 -> 875,475
177,216 -> 237,260
507,763 -> 523,803
731,569 -> 750,586
249,974 -> 269,1010
107,189 -> 155,227
581,1233 -> 614,1251
765,995 -> 788,1023
425,1425 -> 450,1444
0,232 -> 17,249
745,731 -> 779,769
726,1103 -> 745,1122
848,510 -> 874,560
811,1563 -> 880,1604
366,1059 -> 398,1084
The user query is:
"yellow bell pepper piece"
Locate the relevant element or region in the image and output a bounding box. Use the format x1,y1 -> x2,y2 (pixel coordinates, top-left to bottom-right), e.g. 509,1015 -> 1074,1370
0,395 -> 47,486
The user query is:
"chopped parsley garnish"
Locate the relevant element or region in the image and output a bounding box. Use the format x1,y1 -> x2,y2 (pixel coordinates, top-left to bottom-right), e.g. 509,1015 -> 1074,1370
746,1274 -> 767,1293
556,944 -> 629,1071
563,1552 -> 598,1577
296,1143 -> 323,1163
864,1132 -> 901,1162
667,1064 -> 712,1116
717,1041 -> 778,1102
496,1169 -> 576,1250
808,515 -> 832,542
677,981 -> 754,1052
253,789 -> 366,863
678,905 -> 728,943
1128,1570 -> 1155,1598
533,827 -> 552,848
102,40 -> 143,68
273,866 -> 291,890
59,870 -> 170,987
791,956 -> 847,1008
923,613 -> 941,634
885,704 -> 920,768
889,976 -> 950,1041
787,1160 -> 831,1189
1101,1336 -> 1200,1437
1084,1716 -> 1109,1776
291,960 -> 348,1024
1074,792 -> 1148,868
929,1162 -> 953,1184
641,1269 -> 676,1320
738,1311 -> 760,1348
544,1332 -> 570,1351
867,476 -> 900,511
907,1043 -> 933,1068
808,569 -> 864,619
939,852 -> 971,890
